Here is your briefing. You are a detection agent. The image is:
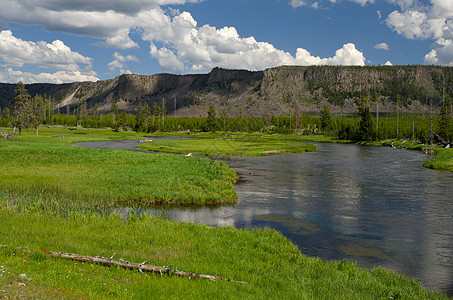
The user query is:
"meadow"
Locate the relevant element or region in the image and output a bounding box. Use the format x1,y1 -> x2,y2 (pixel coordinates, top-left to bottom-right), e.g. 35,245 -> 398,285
137,138 -> 316,156
0,127 -> 238,209
0,126 -> 449,298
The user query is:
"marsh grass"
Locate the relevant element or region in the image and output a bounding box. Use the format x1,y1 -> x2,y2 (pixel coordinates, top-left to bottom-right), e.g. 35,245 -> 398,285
0,209 -> 447,299
424,148 -> 453,171
0,127 -> 238,210
137,138 -> 317,156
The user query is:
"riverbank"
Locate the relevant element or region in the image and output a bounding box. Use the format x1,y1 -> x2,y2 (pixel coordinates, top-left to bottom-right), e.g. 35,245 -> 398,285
424,148 -> 453,171
145,131 -> 453,172
0,209 -> 447,299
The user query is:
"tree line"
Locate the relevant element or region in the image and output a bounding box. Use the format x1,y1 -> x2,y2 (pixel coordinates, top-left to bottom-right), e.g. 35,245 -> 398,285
1,82 -> 452,145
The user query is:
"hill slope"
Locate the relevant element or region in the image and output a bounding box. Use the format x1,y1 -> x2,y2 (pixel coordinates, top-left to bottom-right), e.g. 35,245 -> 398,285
1,65 -> 451,117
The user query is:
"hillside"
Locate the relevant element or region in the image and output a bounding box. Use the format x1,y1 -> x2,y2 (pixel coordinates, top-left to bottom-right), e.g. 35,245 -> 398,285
1,65 -> 452,117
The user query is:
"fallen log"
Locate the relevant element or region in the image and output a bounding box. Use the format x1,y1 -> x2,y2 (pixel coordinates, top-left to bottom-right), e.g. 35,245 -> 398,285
0,245 -> 245,284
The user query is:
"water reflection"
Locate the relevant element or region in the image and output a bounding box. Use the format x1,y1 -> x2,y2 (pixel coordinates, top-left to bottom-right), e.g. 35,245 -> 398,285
78,140 -> 453,296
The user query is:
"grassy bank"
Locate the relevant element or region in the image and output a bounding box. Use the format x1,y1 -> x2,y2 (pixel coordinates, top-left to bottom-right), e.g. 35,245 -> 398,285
138,138 -> 316,156
0,127 -> 238,207
0,210 -> 447,299
424,148 -> 453,171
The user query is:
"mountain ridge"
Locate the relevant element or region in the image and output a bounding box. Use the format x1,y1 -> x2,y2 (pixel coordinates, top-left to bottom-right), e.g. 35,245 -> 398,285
1,65 -> 451,116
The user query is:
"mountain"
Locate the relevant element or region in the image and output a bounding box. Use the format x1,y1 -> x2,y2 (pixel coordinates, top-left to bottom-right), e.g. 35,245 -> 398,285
1,65 -> 452,117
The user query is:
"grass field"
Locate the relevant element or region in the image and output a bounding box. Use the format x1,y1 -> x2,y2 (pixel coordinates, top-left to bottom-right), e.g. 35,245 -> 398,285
137,138 -> 317,156
0,127 -> 238,208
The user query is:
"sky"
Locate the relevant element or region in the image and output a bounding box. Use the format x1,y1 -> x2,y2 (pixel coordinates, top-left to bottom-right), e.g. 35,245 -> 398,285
0,0 -> 452,84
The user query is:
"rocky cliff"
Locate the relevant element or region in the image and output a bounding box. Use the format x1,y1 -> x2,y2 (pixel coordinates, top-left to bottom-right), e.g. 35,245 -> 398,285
1,65 -> 451,117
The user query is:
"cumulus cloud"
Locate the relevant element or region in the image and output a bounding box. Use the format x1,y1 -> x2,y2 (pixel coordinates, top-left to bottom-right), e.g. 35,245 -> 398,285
374,42 -> 389,50
290,0 -> 306,8
0,30 -> 98,83
348,0 -> 375,6
291,0 -> 373,8
386,0 -> 453,65
145,12 -> 366,72
0,30 -> 93,71
0,68 -> 98,84
108,51 -> 139,74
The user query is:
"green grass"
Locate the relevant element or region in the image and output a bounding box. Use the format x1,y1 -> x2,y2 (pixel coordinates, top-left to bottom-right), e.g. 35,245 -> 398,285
0,210 -> 447,299
138,138 -> 317,156
147,131 -> 351,143
424,148 -> 453,171
0,127 -> 238,207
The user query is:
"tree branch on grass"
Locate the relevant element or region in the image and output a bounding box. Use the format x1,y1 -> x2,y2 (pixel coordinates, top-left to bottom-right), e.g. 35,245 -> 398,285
0,245 -> 245,284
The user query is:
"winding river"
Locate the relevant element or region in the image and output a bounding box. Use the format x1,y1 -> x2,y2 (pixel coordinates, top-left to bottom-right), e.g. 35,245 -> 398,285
75,138 -> 453,296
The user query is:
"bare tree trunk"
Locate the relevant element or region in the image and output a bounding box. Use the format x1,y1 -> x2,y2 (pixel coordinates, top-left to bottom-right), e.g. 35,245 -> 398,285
0,245 -> 245,284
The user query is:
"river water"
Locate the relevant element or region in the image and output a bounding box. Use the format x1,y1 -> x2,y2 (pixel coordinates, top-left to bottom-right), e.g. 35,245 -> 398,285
75,139 -> 453,295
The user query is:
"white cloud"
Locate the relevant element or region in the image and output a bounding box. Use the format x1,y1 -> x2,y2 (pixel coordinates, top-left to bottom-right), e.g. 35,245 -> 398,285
290,0 -> 306,8
108,52 -> 139,74
146,10 -> 366,72
386,0 -> 453,65
0,30 -> 93,71
374,42 -> 390,50
348,0 -> 375,6
150,43 -> 185,73
0,68 -> 98,84
0,30 -> 97,83
114,52 -> 139,63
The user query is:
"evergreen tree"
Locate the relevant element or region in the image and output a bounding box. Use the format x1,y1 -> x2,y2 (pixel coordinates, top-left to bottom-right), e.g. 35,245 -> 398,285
438,94 -> 452,145
118,111 -> 127,131
111,102 -> 119,129
358,93 -> 374,141
207,105 -> 217,132
143,102 -> 151,131
320,104 -> 333,132
220,107 -> 229,132
161,97 -> 167,126
372,92 -> 381,140
135,103 -> 145,132
294,102 -> 301,130
11,81 -> 31,135
93,104 -> 101,120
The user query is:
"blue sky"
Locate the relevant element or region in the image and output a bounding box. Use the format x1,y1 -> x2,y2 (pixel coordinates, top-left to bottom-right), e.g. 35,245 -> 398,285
0,0 -> 451,83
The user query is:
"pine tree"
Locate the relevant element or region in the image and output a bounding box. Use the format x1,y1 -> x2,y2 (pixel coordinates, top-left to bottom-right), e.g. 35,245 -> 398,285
11,81 -> 31,135
135,103 -> 144,132
207,105 -> 217,132
320,105 -> 333,132
220,107 -> 228,132
438,94 -> 452,145
358,93 -> 374,141
111,102 -> 119,129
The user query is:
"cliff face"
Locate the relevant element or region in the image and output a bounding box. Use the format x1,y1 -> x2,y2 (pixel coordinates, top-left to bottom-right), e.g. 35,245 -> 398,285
0,65 -> 451,117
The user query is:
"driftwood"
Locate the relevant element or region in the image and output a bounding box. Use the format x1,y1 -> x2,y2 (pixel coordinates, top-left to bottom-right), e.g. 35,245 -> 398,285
0,245 -> 245,284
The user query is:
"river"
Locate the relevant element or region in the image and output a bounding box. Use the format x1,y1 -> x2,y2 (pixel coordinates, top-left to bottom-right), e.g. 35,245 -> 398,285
75,139 -> 453,296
